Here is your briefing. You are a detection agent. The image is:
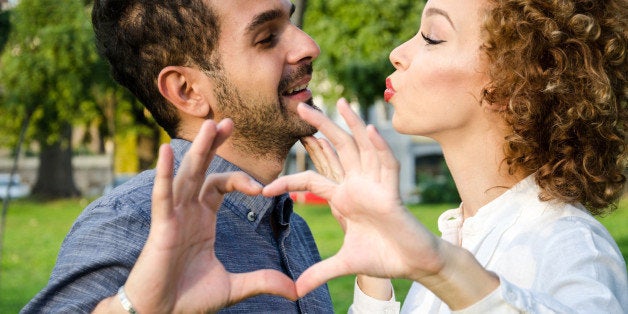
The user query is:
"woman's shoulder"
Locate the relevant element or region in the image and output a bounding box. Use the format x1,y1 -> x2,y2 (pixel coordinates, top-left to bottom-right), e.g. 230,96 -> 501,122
493,198 -> 626,302
505,198 -> 623,267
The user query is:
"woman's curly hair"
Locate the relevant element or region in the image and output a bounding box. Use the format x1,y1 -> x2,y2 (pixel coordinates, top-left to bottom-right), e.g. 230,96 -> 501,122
481,0 -> 628,215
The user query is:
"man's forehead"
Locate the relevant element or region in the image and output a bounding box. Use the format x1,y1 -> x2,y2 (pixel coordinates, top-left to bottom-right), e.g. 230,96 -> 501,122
210,0 -> 294,29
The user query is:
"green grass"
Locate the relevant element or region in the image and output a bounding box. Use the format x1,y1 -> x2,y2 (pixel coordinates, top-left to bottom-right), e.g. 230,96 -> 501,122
0,199 -> 626,313
0,198 -> 88,312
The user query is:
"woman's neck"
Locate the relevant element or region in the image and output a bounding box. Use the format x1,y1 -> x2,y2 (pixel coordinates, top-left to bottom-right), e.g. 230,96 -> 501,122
438,131 -> 525,219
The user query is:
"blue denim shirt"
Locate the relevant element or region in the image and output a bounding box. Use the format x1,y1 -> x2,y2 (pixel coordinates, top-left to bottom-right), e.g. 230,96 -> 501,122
22,139 -> 333,313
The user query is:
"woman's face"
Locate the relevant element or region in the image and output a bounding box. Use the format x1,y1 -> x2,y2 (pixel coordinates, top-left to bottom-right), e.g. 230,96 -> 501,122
385,0 -> 491,140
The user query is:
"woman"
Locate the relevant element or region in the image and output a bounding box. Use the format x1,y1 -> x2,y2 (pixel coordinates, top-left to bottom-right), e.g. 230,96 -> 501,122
263,0 -> 628,312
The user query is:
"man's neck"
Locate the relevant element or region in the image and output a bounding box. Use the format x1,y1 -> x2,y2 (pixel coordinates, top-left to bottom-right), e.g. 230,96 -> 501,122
216,140 -> 290,185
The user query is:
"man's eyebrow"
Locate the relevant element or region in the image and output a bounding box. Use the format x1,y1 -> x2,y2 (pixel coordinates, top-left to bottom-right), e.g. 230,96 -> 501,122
425,7 -> 456,30
245,4 -> 295,34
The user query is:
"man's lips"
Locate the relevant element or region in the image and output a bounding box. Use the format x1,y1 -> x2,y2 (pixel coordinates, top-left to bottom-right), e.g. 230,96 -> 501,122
284,83 -> 309,95
282,76 -> 313,103
384,77 -> 396,102
282,76 -> 312,96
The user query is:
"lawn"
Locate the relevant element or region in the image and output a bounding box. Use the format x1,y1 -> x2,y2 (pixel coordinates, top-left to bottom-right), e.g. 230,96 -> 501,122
1,198 -> 627,313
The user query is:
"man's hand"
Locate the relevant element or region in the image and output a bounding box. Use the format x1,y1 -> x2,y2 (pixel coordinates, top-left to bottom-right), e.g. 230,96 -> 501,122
94,119 -> 297,314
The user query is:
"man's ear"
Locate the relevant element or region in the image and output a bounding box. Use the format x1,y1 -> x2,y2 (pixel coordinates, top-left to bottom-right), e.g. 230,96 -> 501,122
157,66 -> 212,118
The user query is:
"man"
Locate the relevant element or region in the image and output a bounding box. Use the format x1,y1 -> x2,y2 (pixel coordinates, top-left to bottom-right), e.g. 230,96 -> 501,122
22,0 -> 333,312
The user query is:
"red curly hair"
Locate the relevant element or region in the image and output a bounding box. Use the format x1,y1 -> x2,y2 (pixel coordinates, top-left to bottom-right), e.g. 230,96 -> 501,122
481,0 -> 628,215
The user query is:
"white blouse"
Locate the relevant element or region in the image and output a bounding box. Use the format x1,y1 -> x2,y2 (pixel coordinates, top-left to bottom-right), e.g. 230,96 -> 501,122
350,176 -> 628,313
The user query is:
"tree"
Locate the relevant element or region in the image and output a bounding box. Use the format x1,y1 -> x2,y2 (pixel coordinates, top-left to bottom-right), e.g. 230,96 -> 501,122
0,9 -> 10,52
0,0 -> 101,198
304,0 -> 425,119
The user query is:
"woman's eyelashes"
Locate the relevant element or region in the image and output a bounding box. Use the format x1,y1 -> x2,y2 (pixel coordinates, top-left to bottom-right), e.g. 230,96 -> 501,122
420,32 -> 445,45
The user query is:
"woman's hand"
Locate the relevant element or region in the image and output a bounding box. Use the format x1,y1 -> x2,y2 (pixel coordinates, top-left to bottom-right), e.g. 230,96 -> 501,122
301,128 -> 393,300
264,99 -> 448,297
265,100 -> 499,309
299,135 -> 347,231
94,119 -> 296,313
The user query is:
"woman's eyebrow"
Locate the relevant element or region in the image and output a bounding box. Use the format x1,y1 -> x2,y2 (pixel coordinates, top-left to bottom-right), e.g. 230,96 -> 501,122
424,7 -> 456,30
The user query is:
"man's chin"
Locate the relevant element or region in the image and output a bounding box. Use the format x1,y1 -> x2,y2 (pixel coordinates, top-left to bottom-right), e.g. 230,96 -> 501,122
292,122 -> 318,139
301,100 -> 320,135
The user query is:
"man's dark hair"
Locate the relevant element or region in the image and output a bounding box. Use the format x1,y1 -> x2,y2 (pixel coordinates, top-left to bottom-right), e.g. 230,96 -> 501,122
92,0 -> 220,137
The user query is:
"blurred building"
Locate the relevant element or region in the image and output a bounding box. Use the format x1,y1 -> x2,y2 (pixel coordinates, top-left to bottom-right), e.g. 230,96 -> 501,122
0,0 -> 15,10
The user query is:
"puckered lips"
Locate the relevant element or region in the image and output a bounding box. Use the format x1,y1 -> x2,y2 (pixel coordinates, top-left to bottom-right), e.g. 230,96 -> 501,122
282,76 -> 312,104
384,77 -> 396,103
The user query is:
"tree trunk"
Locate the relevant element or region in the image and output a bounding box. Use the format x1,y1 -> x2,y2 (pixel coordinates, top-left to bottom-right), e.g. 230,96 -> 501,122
32,124 -> 81,199
292,0 -> 308,28
136,125 -> 161,171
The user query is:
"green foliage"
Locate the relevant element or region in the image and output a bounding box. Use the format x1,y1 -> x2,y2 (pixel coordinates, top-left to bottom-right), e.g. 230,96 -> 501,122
0,0 -> 104,147
304,0 -> 425,111
0,0 -> 148,157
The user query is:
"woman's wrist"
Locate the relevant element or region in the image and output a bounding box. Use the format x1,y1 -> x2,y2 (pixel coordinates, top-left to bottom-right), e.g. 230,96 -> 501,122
416,243 -> 499,310
356,275 -> 393,301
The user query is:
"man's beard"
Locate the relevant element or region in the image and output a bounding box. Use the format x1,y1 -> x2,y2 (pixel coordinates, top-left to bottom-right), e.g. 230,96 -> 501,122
212,65 -> 318,159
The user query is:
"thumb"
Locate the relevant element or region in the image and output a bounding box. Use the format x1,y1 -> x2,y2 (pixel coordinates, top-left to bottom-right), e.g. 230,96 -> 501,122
263,171 -> 336,200
228,270 -> 298,304
295,255 -> 350,298
200,172 -> 263,209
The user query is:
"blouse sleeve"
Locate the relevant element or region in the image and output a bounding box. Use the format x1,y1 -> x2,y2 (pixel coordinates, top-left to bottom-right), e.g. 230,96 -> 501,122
452,276 -> 572,314
458,216 -> 628,313
348,278 -> 401,314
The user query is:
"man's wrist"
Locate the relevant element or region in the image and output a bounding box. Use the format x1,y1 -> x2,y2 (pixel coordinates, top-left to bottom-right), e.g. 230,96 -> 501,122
118,286 -> 139,314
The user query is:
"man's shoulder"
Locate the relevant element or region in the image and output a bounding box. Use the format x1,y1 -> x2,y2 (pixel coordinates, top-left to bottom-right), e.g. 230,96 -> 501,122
97,170 -> 155,204
76,170 -> 157,227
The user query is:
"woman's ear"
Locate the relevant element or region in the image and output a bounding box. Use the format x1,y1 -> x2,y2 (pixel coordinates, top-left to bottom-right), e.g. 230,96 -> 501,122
157,66 -> 212,118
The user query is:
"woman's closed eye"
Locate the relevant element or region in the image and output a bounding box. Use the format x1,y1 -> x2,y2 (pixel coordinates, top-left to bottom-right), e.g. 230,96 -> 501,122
421,32 -> 445,45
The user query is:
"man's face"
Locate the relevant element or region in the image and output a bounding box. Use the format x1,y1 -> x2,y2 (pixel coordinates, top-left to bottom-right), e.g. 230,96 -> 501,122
208,0 -> 321,156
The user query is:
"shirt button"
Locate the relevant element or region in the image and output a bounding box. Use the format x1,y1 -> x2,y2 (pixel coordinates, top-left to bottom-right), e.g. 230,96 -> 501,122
247,211 -> 257,222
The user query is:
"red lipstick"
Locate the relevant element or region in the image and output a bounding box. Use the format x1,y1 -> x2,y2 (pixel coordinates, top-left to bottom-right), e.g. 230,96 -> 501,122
384,77 -> 396,103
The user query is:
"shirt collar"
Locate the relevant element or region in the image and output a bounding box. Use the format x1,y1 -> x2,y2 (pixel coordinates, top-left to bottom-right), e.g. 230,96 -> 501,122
437,175 -> 538,247
169,138 -> 292,229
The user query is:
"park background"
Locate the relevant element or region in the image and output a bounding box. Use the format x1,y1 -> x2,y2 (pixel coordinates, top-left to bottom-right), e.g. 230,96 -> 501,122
0,0 -> 626,313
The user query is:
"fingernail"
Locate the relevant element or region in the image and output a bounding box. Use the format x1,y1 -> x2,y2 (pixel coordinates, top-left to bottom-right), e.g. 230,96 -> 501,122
250,179 -> 262,188
217,118 -> 231,128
